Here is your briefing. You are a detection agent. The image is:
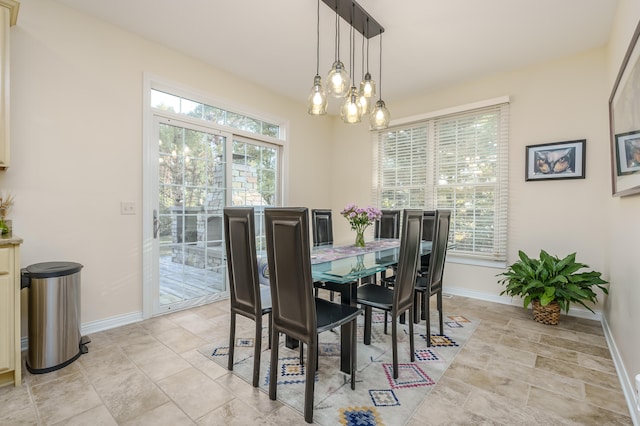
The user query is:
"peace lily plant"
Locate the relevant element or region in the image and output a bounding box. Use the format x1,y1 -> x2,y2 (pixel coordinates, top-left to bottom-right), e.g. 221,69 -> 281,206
498,250 -> 608,320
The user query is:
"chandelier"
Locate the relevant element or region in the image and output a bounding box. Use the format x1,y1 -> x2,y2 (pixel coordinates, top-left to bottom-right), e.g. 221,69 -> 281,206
307,0 -> 390,129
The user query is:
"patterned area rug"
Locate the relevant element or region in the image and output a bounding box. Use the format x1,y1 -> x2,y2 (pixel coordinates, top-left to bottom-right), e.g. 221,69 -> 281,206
198,311 -> 478,425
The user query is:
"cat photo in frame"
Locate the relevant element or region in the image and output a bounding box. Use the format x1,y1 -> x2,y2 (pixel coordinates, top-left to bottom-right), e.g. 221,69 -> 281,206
525,139 -> 586,181
615,130 -> 640,176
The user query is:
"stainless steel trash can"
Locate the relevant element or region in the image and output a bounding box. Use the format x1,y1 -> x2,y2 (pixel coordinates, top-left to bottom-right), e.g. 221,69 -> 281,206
21,261 -> 89,374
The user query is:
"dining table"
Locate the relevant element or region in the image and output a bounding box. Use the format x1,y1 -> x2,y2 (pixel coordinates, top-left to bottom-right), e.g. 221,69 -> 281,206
304,238 -> 433,374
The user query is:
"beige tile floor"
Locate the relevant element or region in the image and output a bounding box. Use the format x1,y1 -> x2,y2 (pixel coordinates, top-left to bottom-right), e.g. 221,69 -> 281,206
0,294 -> 633,425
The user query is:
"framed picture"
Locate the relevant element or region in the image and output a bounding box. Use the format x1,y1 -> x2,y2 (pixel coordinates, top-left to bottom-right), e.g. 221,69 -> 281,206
525,139 -> 586,181
615,131 -> 640,175
609,18 -> 640,196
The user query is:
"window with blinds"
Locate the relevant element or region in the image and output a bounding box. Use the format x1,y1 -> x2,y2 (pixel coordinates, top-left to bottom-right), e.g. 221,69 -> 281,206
373,102 -> 509,262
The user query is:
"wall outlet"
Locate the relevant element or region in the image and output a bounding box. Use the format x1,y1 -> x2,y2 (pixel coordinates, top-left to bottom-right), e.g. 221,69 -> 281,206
120,201 -> 136,215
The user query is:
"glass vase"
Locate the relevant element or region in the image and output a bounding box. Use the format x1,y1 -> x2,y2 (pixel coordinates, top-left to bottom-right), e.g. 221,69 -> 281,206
354,230 -> 365,248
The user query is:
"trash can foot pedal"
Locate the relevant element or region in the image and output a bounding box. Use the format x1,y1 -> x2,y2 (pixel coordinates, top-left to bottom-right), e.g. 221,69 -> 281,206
80,335 -> 91,354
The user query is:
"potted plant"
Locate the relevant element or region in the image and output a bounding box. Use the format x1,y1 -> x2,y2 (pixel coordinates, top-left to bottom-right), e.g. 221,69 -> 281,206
498,250 -> 608,325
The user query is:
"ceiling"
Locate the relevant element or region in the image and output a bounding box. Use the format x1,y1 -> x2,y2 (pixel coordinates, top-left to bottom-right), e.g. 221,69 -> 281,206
53,0 -> 618,111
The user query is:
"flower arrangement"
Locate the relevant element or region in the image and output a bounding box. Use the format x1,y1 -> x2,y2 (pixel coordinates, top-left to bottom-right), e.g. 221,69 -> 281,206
0,193 -> 14,235
340,203 -> 382,247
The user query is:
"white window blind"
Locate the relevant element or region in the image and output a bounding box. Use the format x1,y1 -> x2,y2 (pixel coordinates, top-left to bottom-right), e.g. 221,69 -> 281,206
373,102 -> 509,261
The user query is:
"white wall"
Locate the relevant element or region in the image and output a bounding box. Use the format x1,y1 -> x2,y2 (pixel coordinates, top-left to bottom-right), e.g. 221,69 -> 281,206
3,0 -> 333,328
331,47 -> 610,300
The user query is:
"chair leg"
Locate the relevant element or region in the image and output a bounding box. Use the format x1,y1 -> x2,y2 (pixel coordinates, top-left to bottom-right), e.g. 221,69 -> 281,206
364,306 -> 372,345
350,319 -> 356,390
269,330 -> 279,401
304,341 -> 317,423
392,316 -> 399,379
413,292 -> 419,324
425,294 -> 431,347
437,291 -> 444,334
330,291 -> 334,301
267,312 -> 272,350
299,343 -> 304,366
384,311 -> 388,334
408,307 -> 415,363
253,317 -> 261,387
228,312 -> 236,371
314,287 -> 319,298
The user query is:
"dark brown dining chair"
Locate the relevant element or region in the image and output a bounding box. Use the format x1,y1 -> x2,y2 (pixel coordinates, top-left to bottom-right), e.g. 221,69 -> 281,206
311,209 -> 333,246
223,207 -> 272,387
356,209 -> 423,379
264,207 -> 362,424
419,210 -> 436,273
376,209 -> 401,285
414,210 -> 451,346
311,209 -> 337,301
375,209 -> 402,239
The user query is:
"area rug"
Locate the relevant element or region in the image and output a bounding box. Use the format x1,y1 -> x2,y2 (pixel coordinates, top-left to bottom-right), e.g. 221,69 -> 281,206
198,311 -> 478,425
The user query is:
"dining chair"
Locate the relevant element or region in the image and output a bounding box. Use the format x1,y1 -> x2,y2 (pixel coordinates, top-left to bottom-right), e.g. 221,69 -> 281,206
414,210 -> 451,346
311,209 -> 337,301
223,207 -> 272,387
375,209 -> 402,239
356,209 -> 423,379
311,209 -> 333,246
376,209 -> 401,284
419,210 -> 436,273
264,207 -> 362,424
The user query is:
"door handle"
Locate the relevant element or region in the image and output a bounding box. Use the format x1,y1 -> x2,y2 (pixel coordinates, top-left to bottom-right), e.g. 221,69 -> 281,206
153,209 -> 161,239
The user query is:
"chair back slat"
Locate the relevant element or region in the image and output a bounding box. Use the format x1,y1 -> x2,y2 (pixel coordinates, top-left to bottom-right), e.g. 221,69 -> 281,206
265,207 -> 317,342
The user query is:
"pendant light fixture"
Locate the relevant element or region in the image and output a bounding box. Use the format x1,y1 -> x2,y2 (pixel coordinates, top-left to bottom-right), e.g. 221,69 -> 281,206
358,18 -> 375,114
311,0 -> 386,126
326,1 -> 350,98
341,7 -> 362,124
308,0 -> 328,115
370,29 -> 390,130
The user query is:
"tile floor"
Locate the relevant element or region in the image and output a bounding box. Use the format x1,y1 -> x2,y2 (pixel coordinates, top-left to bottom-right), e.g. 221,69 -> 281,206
0,294 -> 633,425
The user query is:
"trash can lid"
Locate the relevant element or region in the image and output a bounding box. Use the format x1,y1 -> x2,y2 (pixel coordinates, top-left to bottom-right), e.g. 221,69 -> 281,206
22,262 -> 83,279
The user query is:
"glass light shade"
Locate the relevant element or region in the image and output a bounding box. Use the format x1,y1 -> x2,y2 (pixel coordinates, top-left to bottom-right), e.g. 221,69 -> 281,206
359,72 -> 376,98
341,87 -> 363,124
307,75 -> 328,115
327,60 -> 350,98
357,91 -> 372,115
370,99 -> 390,129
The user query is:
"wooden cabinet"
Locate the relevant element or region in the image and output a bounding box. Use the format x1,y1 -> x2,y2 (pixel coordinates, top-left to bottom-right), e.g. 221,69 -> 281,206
0,0 -> 19,170
0,240 -> 22,387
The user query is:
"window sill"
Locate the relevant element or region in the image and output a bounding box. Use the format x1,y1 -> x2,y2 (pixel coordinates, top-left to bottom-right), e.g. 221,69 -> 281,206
446,255 -> 506,269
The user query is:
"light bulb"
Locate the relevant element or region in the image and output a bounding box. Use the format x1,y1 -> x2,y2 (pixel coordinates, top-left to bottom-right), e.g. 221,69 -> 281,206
307,75 -> 327,115
370,99 -> 390,130
359,72 -> 376,98
327,60 -> 350,98
341,87 -> 362,124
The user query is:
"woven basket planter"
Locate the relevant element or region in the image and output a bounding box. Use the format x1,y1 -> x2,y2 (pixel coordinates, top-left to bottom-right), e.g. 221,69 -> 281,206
532,299 -> 560,325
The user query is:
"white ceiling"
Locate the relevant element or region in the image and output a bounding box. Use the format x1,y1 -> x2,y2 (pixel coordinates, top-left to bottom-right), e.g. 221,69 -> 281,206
53,0 -> 618,109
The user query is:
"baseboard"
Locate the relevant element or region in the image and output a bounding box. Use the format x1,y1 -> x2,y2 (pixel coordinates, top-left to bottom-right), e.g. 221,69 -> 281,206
601,315 -> 640,425
21,311 -> 143,352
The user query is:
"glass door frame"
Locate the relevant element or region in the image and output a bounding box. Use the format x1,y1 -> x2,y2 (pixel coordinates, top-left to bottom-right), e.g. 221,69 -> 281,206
144,115 -> 234,317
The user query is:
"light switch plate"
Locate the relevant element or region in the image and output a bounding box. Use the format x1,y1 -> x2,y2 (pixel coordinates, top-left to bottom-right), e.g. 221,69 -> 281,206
120,201 -> 136,215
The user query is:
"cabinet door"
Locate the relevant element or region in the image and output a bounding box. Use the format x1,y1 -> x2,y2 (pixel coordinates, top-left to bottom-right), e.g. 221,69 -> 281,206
0,247 -> 13,372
